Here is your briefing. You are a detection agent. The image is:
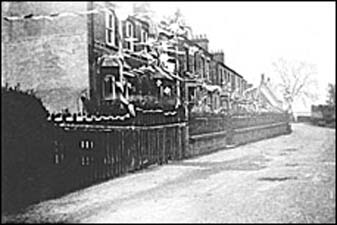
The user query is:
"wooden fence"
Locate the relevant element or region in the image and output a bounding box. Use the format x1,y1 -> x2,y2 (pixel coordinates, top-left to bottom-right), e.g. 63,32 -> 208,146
48,121 -> 187,197
50,112 -> 290,195
2,87 -> 291,213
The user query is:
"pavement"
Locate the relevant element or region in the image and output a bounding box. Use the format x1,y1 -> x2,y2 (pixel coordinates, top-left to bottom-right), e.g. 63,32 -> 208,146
2,123 -> 335,223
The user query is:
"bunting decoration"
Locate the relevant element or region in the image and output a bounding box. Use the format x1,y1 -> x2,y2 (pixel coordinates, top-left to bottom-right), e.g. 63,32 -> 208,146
3,8 -> 111,22
3,3 -> 267,118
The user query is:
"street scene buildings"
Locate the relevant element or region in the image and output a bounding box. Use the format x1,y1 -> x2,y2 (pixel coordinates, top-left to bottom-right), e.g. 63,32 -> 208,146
2,2 -> 284,116
1,2 -> 335,223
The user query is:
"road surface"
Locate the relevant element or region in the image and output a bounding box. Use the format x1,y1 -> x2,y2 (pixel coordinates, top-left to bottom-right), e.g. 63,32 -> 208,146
2,123 -> 335,223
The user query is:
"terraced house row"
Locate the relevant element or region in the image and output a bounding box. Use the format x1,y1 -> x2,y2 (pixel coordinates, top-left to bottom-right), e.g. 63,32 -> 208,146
2,2 -> 290,213
2,2 -> 251,116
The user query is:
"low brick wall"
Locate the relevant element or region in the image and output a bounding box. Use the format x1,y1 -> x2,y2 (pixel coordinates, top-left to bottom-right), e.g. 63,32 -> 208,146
232,122 -> 291,145
187,130 -> 227,157
187,113 -> 291,157
296,116 -> 311,123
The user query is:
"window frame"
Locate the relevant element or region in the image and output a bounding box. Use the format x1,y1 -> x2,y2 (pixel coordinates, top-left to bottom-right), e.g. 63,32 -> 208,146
126,21 -> 132,38
141,28 -> 148,44
201,56 -> 205,79
125,20 -> 134,51
140,28 -> 148,52
185,47 -> 189,72
105,10 -> 116,47
103,75 -> 116,100
206,58 -> 210,81
219,68 -> 223,85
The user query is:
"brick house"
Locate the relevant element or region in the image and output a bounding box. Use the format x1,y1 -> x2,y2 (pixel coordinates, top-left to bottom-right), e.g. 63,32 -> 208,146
1,2 -> 129,114
173,33 -> 248,113
2,2 -> 258,116
1,2 -> 168,115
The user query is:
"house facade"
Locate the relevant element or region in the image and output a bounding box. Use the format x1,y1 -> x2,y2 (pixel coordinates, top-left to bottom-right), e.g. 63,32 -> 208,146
2,2 -> 157,115
2,2 -> 282,116
172,33 -> 248,114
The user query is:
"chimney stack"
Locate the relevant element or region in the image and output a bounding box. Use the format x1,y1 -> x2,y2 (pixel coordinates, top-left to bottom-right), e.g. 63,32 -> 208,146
212,50 -> 225,64
191,34 -> 209,51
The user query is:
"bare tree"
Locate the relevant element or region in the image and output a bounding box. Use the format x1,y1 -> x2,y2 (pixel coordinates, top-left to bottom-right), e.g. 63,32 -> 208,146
326,83 -> 336,106
272,58 -> 318,116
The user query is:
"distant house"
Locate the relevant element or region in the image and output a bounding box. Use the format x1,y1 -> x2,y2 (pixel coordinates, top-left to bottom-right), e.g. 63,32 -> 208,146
242,74 -> 284,113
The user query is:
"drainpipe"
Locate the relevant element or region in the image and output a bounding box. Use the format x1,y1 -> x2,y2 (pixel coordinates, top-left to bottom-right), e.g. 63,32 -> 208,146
88,1 -> 99,109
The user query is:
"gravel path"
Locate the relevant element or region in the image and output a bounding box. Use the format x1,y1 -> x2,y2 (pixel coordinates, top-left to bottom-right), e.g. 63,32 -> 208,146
2,123 -> 335,223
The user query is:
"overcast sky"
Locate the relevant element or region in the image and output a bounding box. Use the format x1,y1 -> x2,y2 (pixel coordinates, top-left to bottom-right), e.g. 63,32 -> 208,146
117,1 -> 335,111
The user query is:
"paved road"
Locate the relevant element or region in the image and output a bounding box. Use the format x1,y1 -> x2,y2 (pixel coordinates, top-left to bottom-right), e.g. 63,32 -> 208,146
2,123 -> 335,223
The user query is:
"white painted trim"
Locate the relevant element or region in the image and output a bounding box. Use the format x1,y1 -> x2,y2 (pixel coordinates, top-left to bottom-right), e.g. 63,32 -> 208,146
105,11 -> 115,47
125,21 -> 134,51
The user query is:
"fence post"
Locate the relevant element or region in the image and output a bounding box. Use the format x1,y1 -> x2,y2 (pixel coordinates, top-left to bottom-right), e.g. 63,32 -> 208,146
181,123 -> 189,159
136,128 -> 141,170
162,126 -> 167,163
121,130 -> 125,174
155,128 -> 160,164
177,125 -> 182,160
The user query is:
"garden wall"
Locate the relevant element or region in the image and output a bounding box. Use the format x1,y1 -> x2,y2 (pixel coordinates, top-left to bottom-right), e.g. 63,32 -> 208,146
186,113 -> 291,157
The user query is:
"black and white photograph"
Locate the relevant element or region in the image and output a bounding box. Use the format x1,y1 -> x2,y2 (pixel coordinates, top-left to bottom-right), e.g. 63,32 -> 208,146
1,1 -> 335,223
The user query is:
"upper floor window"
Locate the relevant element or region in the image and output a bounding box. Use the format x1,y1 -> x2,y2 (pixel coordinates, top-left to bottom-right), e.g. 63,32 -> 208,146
105,11 -> 116,47
219,68 -> 223,85
194,52 -> 198,72
201,56 -> 206,78
141,29 -> 148,44
140,29 -> 148,52
207,59 -> 211,80
231,74 -> 236,90
237,77 -> 240,93
229,73 -> 234,91
239,77 -> 242,94
205,59 -> 210,80
125,21 -> 134,51
126,22 -> 133,37
185,48 -> 189,71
